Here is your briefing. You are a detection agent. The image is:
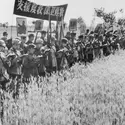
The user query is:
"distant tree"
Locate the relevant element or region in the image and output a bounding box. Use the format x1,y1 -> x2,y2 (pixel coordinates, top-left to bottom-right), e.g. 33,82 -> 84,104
94,8 -> 117,25
77,17 -> 87,34
3,22 -> 8,28
94,23 -> 104,34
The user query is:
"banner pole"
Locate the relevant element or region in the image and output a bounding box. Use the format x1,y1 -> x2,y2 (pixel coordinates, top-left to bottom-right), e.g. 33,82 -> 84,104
61,17 -> 64,40
48,6 -> 51,44
56,16 -> 59,40
11,15 -> 14,39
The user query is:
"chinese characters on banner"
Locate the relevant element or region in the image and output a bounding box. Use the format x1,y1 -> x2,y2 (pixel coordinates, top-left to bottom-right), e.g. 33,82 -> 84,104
35,20 -> 44,31
13,0 -> 68,21
16,17 -> 27,36
69,19 -> 77,31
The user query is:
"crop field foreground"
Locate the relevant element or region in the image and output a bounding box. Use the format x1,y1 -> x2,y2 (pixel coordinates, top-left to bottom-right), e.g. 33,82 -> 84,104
1,50 -> 125,125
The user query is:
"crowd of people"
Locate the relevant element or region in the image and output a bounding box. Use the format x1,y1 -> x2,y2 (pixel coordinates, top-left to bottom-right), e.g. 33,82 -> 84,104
0,28 -> 125,97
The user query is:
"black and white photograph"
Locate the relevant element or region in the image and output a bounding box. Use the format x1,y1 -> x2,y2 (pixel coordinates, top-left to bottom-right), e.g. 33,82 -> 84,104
69,19 -> 77,31
35,20 -> 44,31
1,0 -> 125,125
16,17 -> 27,36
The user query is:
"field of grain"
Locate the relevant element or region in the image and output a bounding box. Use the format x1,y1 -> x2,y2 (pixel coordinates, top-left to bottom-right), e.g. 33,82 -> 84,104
1,50 -> 125,125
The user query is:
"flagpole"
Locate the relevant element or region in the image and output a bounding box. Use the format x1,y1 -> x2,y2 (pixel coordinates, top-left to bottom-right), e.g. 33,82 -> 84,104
11,16 -> 14,38
48,6 -> 51,44
60,17 -> 64,41
56,16 -> 59,40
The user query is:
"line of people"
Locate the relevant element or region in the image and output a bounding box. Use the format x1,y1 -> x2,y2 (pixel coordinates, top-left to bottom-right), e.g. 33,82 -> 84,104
0,29 -> 125,96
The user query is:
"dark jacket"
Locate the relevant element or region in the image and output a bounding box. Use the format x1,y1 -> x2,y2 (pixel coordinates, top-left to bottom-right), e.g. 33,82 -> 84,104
7,48 -> 22,76
22,54 -> 38,78
34,48 -> 46,74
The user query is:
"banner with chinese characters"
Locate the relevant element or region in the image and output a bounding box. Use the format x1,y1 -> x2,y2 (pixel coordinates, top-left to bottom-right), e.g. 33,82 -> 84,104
13,0 -> 68,21
69,19 -> 77,31
16,17 -> 27,36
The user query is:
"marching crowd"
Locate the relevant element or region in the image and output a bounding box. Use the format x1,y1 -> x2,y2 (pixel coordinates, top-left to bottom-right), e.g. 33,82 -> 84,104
0,29 -> 125,93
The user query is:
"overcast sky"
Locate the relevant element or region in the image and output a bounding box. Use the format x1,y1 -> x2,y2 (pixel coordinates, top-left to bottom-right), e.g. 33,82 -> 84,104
0,0 -> 125,26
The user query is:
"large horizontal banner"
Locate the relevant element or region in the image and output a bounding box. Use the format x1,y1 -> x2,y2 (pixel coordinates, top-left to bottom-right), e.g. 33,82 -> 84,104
13,0 -> 68,21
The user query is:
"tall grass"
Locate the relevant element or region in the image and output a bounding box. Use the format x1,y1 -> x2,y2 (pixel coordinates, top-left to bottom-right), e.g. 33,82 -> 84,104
1,50 -> 125,125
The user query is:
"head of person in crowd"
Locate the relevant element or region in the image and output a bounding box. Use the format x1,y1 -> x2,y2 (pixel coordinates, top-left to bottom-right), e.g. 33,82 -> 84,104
86,36 -> 89,43
41,30 -> 46,39
102,35 -> 106,42
1,32 -> 8,45
27,34 -> 34,44
62,38 -> 68,47
27,44 -> 36,55
21,34 -> 27,44
86,29 -> 90,35
71,32 -> 76,39
78,35 -> 83,42
113,34 -> 117,40
12,39 -> 21,50
35,38 -> 43,49
51,37 -> 56,46
3,32 -> 8,39
65,32 -> 71,40
89,34 -> 94,43
0,40 -> 6,52
90,31 -> 94,35
40,46 -> 45,54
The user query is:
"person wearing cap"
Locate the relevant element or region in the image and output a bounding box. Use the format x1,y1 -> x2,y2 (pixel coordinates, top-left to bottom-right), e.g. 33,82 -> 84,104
7,39 -> 22,82
0,40 -> 7,53
101,35 -> 111,57
34,38 -> 43,56
1,32 -> 8,43
3,38 -> 23,97
93,38 -> 101,59
76,35 -> 85,63
26,34 -> 35,45
1,32 -> 11,49
61,38 -> 68,48
57,38 -> 69,70
65,32 -> 71,40
0,40 -> 9,90
85,37 -> 94,63
22,43 -> 38,82
34,38 -> 46,76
